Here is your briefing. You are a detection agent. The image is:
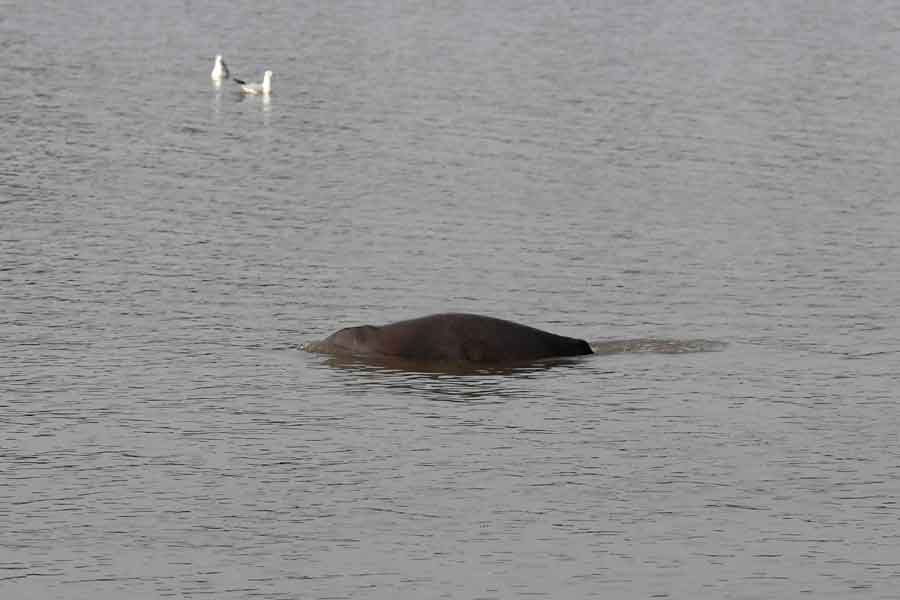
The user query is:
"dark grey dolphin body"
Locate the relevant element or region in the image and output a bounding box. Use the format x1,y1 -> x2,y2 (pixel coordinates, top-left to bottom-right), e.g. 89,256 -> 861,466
309,313 -> 593,363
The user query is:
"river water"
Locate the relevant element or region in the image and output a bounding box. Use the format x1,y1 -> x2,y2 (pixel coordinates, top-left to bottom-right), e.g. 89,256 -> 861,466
2,0 -> 899,598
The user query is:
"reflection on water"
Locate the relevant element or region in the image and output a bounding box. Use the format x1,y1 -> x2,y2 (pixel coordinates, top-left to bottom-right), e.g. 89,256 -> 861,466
261,94 -> 271,125
304,336 -> 724,375
210,81 -> 273,126
211,85 -> 222,117
309,347 -> 592,377
305,349 -> 600,405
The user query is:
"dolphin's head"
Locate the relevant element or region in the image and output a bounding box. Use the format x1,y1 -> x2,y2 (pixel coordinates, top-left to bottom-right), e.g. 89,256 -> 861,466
320,325 -> 379,355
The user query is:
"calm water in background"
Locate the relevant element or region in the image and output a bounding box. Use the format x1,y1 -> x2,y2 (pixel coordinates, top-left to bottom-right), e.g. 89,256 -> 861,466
2,0 -> 900,598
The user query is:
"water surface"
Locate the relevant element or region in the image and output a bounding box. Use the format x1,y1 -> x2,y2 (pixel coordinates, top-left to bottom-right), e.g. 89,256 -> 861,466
2,0 -> 899,598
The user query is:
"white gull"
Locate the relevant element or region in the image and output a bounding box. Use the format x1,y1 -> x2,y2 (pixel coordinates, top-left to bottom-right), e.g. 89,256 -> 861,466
211,54 -> 230,81
234,70 -> 272,96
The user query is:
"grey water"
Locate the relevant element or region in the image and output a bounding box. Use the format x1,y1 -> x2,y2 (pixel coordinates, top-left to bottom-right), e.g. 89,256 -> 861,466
2,0 -> 899,598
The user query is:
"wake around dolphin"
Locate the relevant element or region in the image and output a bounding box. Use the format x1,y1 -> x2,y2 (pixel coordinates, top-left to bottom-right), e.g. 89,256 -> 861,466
306,313 -> 593,364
